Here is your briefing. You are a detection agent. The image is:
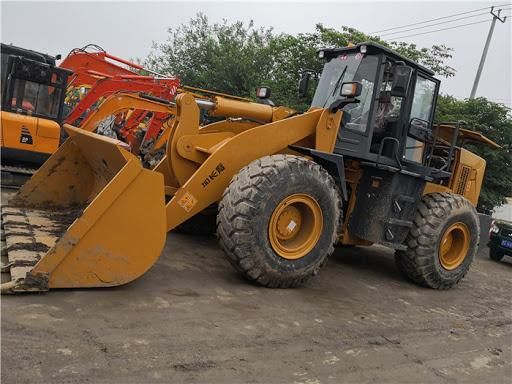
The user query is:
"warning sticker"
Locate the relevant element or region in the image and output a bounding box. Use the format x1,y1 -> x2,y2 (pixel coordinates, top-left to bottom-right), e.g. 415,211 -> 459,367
287,220 -> 297,233
177,191 -> 197,212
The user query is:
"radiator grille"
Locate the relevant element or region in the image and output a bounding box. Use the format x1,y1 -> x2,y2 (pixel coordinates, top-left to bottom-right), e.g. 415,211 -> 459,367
456,166 -> 471,195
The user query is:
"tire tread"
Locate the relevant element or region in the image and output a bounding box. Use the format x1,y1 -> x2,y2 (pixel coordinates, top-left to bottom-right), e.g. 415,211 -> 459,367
396,192 -> 479,289
217,155 -> 341,288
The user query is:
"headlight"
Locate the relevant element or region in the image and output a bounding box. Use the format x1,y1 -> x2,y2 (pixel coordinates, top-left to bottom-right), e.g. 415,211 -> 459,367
255,86 -> 271,99
489,221 -> 500,235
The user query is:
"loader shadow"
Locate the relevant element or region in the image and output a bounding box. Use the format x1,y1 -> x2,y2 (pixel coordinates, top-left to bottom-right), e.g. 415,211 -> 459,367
476,248 -> 512,268
489,256 -> 512,268
163,234 -> 410,289
329,245 -> 405,284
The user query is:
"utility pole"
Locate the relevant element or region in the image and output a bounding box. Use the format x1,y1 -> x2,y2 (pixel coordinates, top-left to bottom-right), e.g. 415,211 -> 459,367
470,6 -> 507,99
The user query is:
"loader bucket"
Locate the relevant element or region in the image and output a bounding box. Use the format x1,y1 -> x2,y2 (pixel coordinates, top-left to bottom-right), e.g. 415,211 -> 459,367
1,126 -> 167,293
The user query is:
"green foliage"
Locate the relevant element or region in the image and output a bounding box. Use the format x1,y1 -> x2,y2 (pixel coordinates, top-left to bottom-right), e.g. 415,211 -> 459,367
146,14 -> 455,110
436,96 -> 512,211
146,14 -> 510,211
146,14 -> 274,98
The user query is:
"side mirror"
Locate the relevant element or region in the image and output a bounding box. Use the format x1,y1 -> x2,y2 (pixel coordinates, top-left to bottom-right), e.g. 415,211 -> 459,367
408,117 -> 433,142
298,72 -> 312,98
340,82 -> 362,98
55,54 -> 62,61
255,86 -> 271,99
390,65 -> 412,98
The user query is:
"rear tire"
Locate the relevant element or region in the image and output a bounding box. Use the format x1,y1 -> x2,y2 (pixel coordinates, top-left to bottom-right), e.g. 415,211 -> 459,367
217,155 -> 342,288
395,193 -> 479,289
489,248 -> 504,262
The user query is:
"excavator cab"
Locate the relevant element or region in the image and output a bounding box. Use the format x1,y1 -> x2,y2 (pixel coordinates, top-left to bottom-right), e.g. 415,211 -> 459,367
1,44 -> 72,173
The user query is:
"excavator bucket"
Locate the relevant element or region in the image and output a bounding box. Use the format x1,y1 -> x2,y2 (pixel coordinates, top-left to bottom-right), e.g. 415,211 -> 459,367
1,125 -> 167,293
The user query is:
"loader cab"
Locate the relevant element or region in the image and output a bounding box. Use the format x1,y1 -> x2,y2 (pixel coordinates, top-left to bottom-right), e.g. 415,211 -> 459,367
311,42 -> 443,179
306,43 -> 455,250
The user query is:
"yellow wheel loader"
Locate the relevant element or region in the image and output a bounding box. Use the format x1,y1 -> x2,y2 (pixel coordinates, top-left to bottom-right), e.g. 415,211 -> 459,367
1,42 -> 499,293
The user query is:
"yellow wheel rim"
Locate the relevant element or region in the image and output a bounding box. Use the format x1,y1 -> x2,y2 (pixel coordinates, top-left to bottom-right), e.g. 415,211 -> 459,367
269,194 -> 323,260
439,222 -> 470,270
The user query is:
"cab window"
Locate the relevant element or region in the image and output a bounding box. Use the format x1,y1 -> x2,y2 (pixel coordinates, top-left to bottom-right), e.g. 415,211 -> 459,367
311,53 -> 379,134
12,79 -> 62,119
340,56 -> 379,133
404,76 -> 437,162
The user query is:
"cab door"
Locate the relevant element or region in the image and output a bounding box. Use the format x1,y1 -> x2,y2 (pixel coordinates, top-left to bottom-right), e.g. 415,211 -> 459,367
400,73 -> 439,165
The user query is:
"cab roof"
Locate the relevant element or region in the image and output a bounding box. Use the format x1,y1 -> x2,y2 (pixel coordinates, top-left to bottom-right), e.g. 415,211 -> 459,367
0,43 -> 56,65
321,41 -> 435,76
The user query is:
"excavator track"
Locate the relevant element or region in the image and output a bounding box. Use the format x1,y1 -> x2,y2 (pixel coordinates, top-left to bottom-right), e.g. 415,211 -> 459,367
1,165 -> 37,189
0,206 -> 82,293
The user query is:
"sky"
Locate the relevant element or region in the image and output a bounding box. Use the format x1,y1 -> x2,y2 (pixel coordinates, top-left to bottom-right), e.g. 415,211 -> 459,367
1,0 -> 511,107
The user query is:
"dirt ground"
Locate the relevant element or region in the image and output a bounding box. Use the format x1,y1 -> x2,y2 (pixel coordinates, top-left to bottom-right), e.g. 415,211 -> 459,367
1,192 -> 511,384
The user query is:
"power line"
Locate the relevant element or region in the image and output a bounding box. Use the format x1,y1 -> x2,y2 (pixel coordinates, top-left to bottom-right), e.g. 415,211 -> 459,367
388,19 -> 493,40
379,12 -> 491,37
370,3 -> 511,34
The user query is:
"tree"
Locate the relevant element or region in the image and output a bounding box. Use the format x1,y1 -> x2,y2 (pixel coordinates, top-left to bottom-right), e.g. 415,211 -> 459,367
146,15 -> 455,110
435,96 -> 512,212
146,14 -> 275,98
146,15 -> 511,209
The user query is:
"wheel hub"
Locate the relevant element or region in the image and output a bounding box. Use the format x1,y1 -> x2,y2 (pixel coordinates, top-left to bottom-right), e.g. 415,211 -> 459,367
439,222 -> 470,270
276,206 -> 302,240
269,194 -> 323,260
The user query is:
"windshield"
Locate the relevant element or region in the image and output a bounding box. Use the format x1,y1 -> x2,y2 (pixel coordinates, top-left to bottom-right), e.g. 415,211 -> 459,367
312,53 -> 377,107
311,53 -> 379,133
11,79 -> 62,119
5,60 -> 68,121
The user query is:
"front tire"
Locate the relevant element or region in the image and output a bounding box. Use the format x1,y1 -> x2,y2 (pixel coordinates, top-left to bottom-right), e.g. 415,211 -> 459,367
217,155 -> 342,288
395,193 -> 479,289
489,248 -> 504,262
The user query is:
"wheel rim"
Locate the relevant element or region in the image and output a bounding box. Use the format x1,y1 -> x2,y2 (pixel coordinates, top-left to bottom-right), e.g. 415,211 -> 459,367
438,222 -> 470,270
269,194 -> 323,260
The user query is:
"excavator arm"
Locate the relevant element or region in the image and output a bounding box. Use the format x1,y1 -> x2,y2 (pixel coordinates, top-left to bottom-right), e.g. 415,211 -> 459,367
61,44 -> 174,88
77,93 -> 175,132
64,77 -> 178,126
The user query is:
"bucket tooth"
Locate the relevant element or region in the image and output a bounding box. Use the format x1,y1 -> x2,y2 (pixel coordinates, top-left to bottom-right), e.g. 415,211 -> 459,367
1,262 -> 13,273
1,206 -> 82,293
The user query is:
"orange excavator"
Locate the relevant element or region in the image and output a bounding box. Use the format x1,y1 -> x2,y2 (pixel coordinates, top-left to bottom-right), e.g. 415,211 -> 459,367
1,44 -> 179,186
59,44 -> 180,152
